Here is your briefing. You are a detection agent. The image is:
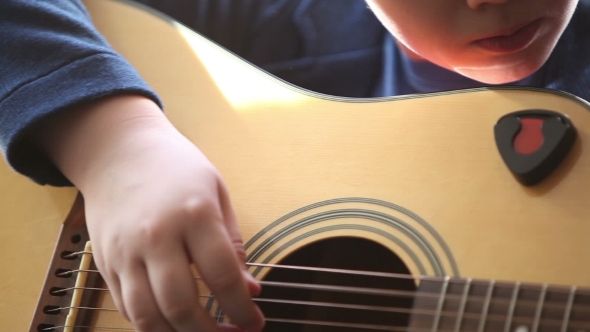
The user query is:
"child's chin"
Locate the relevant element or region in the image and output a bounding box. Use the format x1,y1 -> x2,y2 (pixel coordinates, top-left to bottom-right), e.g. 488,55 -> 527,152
458,42 -> 556,85
455,60 -> 545,86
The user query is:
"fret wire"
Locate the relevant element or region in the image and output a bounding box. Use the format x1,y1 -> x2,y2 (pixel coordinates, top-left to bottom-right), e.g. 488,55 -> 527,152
504,281 -> 520,332
532,284 -> 548,332
560,285 -> 577,332
432,276 -> 451,332
454,278 -> 472,332
478,279 -> 495,332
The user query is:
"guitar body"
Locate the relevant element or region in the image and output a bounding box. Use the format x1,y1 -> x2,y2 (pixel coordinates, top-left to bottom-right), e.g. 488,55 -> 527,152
3,0 -> 590,330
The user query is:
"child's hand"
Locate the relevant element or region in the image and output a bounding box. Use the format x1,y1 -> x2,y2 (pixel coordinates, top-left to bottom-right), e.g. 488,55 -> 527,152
36,95 -> 264,332
85,132 -> 264,332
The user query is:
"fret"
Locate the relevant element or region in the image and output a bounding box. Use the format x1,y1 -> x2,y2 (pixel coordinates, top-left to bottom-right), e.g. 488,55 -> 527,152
453,278 -> 472,332
431,276 -> 450,332
409,277 -> 590,332
504,282 -> 521,332
477,280 -> 495,332
408,279 -> 446,331
511,281 -> 546,332
560,286 -> 576,332
531,284 -> 547,332
568,287 -> 590,331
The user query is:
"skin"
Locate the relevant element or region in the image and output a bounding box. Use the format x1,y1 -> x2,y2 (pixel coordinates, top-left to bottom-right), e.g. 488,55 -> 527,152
366,0 -> 579,84
33,0 -> 579,331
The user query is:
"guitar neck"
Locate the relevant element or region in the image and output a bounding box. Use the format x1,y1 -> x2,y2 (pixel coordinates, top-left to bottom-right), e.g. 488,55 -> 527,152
412,277 -> 590,331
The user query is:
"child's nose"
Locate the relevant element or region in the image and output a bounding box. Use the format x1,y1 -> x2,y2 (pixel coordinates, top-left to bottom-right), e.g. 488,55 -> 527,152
466,0 -> 510,9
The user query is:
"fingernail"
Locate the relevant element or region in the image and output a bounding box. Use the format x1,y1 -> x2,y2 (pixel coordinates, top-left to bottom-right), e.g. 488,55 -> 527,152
243,271 -> 262,296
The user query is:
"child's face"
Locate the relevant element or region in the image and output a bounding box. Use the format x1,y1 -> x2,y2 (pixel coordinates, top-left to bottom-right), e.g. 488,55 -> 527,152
366,0 -> 578,84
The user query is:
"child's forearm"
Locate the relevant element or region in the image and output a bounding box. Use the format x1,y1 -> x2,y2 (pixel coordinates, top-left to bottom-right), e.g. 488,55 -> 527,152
34,94 -> 171,193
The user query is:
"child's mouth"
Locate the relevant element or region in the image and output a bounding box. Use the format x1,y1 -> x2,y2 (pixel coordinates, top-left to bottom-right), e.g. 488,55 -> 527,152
472,19 -> 543,54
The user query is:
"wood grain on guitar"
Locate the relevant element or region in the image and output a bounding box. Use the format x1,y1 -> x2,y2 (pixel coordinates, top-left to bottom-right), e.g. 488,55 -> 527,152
3,0 -> 590,331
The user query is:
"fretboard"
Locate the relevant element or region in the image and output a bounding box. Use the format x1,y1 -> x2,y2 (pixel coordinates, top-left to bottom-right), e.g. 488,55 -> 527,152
410,277 -> 590,332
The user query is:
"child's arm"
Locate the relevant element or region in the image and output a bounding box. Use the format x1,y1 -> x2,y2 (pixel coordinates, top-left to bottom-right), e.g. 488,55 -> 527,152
34,94 -> 264,332
1,1 -> 264,329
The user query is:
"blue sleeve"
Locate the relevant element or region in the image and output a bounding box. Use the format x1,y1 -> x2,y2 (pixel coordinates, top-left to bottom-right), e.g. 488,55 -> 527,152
0,0 -> 162,186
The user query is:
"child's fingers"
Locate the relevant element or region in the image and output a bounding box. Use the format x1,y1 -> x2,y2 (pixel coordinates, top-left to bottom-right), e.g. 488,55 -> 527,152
216,181 -> 262,296
119,264 -> 175,332
244,270 -> 262,297
94,259 -> 129,321
216,181 -> 248,263
145,246 -> 220,332
111,278 -> 130,322
187,220 -> 264,332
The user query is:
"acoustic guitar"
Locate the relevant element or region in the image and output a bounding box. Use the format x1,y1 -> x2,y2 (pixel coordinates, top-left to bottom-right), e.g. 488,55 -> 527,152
3,0 -> 590,330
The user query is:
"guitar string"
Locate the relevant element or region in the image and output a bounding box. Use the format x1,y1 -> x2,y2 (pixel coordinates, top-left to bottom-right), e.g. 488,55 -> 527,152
51,284 -> 590,313
42,251 -> 589,331
65,251 -> 590,296
56,252 -> 590,328
230,316 -> 589,330
54,270 -> 590,315
50,281 -> 590,314
40,313 -> 590,332
37,322 -> 447,332
57,267 -> 590,314
44,319 -> 431,332
34,317 -> 542,332
47,291 -> 590,324
252,262 -> 590,297
44,299 -> 590,329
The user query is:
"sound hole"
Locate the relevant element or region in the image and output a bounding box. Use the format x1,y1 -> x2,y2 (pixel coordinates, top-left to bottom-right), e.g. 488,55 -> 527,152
258,237 -> 416,331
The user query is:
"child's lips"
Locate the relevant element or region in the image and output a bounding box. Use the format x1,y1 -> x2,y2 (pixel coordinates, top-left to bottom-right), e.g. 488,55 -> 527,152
472,19 -> 543,54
